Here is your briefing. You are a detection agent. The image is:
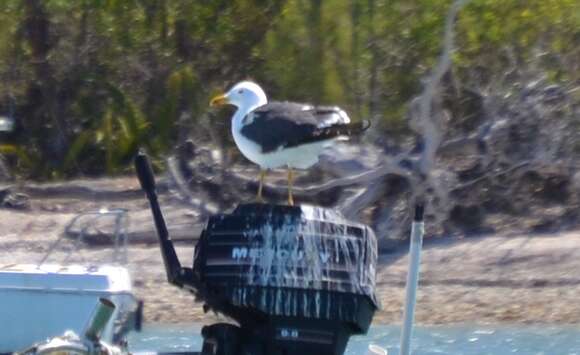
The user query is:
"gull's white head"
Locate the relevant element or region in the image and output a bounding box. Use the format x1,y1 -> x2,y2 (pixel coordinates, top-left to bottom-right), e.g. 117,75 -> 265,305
210,81 -> 267,110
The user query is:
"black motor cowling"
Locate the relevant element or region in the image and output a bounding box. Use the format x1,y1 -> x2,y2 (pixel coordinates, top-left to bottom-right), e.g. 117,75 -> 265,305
135,152 -> 378,355
193,203 -> 379,355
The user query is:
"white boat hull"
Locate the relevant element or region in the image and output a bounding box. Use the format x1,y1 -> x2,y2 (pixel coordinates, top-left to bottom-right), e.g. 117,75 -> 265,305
0,264 -> 137,353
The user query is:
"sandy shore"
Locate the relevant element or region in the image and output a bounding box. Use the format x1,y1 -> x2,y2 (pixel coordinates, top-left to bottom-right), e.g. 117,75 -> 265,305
1,177 -> 580,325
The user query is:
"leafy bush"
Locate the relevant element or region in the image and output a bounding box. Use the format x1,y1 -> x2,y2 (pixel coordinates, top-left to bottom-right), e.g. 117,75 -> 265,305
0,0 -> 577,178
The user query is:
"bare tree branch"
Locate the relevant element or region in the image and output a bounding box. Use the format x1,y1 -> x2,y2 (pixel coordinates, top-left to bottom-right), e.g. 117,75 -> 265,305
415,0 -> 469,177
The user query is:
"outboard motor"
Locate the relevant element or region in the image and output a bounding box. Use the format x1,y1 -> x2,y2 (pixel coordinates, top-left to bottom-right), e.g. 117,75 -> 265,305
135,152 -> 379,355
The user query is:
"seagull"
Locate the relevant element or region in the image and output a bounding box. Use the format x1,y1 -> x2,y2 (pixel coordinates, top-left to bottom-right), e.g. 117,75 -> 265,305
210,81 -> 369,205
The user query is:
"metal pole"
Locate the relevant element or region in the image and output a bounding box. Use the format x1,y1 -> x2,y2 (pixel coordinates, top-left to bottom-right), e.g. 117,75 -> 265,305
399,204 -> 425,355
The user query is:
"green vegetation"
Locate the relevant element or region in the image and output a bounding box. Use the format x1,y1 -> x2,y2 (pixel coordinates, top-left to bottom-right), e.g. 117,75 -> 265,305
0,0 -> 578,178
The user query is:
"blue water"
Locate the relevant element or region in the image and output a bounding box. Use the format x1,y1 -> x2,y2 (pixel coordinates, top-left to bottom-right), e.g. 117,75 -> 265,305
128,323 -> 580,354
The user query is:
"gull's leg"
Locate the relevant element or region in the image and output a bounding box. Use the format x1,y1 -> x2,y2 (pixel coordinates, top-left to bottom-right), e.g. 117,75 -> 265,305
257,169 -> 266,203
287,167 -> 294,206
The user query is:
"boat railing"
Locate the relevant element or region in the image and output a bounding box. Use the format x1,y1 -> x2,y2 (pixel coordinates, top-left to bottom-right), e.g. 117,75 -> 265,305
38,208 -> 130,267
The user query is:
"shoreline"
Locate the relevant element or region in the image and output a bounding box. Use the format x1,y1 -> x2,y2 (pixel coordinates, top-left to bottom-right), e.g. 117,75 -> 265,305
1,177 -> 580,325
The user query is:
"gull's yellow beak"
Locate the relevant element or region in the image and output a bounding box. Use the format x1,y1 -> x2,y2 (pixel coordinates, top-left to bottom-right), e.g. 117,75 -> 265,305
210,93 -> 229,107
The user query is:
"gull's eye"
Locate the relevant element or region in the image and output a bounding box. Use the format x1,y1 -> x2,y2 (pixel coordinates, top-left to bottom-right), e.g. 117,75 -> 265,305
238,89 -> 244,94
